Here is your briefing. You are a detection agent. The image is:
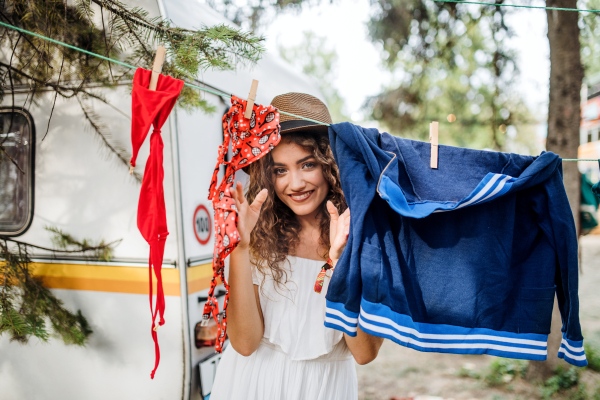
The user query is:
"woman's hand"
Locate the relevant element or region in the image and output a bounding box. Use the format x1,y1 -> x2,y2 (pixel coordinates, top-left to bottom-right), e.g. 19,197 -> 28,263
327,201 -> 350,260
231,181 -> 268,249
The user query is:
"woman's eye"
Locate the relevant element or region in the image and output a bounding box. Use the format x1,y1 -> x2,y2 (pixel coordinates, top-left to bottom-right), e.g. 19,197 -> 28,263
274,168 -> 286,175
303,162 -> 315,169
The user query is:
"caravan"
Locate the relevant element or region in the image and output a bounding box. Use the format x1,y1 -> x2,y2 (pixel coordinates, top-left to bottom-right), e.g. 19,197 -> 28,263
0,1 -> 322,398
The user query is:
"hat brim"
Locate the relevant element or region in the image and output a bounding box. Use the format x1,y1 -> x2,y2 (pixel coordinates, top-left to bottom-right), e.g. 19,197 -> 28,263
280,119 -> 329,135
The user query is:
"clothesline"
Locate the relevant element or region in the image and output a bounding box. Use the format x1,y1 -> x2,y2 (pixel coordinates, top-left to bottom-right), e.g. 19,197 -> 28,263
432,0 -> 600,13
0,19 -> 598,162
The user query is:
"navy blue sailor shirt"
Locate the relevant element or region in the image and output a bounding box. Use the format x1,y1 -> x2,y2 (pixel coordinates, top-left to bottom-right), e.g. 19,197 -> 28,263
324,122 -> 587,367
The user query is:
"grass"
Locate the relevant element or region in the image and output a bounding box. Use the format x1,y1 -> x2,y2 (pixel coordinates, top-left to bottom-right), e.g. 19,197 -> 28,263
484,359 -> 528,386
585,342 -> 600,373
539,366 -> 585,399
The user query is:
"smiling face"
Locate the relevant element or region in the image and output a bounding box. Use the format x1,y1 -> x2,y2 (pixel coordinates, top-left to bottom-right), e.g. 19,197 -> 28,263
270,138 -> 330,218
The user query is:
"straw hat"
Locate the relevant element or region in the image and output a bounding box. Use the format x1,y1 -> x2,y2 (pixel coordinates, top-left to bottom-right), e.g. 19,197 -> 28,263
270,93 -> 332,135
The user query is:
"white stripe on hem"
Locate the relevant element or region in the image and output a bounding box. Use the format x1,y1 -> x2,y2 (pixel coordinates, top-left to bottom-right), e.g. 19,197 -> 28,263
359,318 -> 547,356
560,338 -> 585,353
325,307 -> 358,324
558,347 -> 587,361
360,309 -> 547,347
325,316 -> 357,333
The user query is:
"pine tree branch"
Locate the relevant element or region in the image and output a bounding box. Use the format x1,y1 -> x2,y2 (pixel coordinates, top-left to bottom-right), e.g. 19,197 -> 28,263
4,237 -> 122,254
0,143 -> 25,174
75,94 -> 142,182
0,9 -> 46,61
0,231 -> 119,345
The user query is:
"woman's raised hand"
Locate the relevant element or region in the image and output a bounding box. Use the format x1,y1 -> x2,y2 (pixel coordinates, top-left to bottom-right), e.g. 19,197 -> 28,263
231,181 -> 268,249
327,201 -> 350,260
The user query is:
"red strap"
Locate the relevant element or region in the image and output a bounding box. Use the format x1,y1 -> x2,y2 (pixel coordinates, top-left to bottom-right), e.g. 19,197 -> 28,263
203,95 -> 280,352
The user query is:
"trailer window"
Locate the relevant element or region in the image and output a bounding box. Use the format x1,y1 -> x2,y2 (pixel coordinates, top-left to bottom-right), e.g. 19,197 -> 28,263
0,109 -> 35,236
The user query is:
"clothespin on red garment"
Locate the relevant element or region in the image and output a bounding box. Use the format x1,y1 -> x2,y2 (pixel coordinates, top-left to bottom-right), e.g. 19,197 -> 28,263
244,79 -> 259,119
149,46 -> 166,91
430,121 -> 439,169
130,46 -> 166,175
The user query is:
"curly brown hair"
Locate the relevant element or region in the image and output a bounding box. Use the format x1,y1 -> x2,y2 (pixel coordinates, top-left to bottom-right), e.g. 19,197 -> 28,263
244,131 -> 347,286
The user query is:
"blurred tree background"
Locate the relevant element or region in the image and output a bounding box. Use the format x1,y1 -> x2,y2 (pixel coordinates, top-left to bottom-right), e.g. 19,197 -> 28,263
278,31 -> 350,123
365,0 -> 535,152
581,0 -> 600,78
209,0 -> 598,156
208,0 -> 540,153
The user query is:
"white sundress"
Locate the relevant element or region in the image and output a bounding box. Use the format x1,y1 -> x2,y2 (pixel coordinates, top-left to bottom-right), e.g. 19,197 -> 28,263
210,256 -> 358,400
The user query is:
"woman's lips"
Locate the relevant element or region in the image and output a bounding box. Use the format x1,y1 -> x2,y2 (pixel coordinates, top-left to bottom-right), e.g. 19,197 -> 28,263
289,190 -> 314,202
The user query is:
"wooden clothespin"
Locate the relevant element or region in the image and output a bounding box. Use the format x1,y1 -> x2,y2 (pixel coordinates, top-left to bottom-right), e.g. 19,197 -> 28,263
149,46 -> 166,91
130,46 -> 166,175
430,121 -> 439,169
245,79 -> 259,119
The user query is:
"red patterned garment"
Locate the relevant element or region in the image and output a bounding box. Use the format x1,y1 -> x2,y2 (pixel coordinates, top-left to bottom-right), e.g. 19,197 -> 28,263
204,95 -> 281,352
130,68 -> 184,379
314,258 -> 334,294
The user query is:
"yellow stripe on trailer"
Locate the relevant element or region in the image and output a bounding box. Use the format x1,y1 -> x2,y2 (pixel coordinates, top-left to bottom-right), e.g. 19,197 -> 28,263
29,263 -> 181,296
187,263 -> 214,295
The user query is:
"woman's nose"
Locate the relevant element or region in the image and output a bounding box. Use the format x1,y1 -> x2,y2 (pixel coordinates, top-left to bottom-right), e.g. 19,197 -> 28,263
288,171 -> 306,191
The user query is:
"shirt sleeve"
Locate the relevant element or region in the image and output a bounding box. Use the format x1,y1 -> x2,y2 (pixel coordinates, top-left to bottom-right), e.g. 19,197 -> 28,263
532,163 -> 587,367
251,263 -> 261,286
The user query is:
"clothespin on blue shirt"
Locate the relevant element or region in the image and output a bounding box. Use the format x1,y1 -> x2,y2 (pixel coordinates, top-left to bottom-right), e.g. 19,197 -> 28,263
592,160 -> 600,200
245,79 -> 259,119
430,121 -> 439,169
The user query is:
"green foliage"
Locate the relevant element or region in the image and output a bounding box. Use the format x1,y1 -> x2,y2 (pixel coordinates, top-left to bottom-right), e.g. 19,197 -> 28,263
366,0 -> 536,152
456,363 -> 480,379
176,89 -> 218,115
278,31 -> 350,123
0,231 -> 118,345
1,0 -> 263,176
45,225 -> 119,262
585,342 -> 600,372
2,0 -> 264,103
206,0 -> 308,32
210,0 -> 538,153
593,386 -> 600,400
540,366 -> 580,399
484,358 -> 528,386
0,240 -> 89,345
573,384 -> 590,400
580,0 -> 600,78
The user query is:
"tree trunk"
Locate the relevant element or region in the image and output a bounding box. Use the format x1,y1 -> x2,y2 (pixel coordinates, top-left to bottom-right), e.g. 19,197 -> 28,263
526,0 -> 583,382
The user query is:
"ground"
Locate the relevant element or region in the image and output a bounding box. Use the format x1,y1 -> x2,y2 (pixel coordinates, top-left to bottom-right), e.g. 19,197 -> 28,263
356,234 -> 600,400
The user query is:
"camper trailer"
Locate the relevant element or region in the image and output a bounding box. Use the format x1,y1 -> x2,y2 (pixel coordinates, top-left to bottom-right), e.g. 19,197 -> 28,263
0,1 -> 322,399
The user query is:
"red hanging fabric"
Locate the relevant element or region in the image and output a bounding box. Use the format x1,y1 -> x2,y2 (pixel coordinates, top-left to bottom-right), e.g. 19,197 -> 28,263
203,95 -> 281,352
130,68 -> 183,379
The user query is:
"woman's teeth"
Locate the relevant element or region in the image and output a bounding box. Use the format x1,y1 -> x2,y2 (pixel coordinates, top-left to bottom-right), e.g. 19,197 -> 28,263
290,191 -> 313,201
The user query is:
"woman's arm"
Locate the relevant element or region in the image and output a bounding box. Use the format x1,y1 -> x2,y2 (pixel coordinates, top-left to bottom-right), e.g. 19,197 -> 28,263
226,182 -> 268,356
343,328 -> 384,365
225,244 -> 264,356
327,201 -> 384,365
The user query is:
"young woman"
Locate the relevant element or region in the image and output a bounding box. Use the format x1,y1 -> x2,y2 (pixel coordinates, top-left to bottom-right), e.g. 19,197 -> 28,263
210,93 -> 384,400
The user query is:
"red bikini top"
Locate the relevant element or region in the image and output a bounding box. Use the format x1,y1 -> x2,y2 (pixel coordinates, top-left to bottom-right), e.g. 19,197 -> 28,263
203,95 -> 281,352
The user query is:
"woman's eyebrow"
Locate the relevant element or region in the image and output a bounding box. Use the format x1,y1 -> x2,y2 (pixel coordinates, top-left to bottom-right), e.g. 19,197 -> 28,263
295,155 -> 315,164
273,155 -> 315,167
